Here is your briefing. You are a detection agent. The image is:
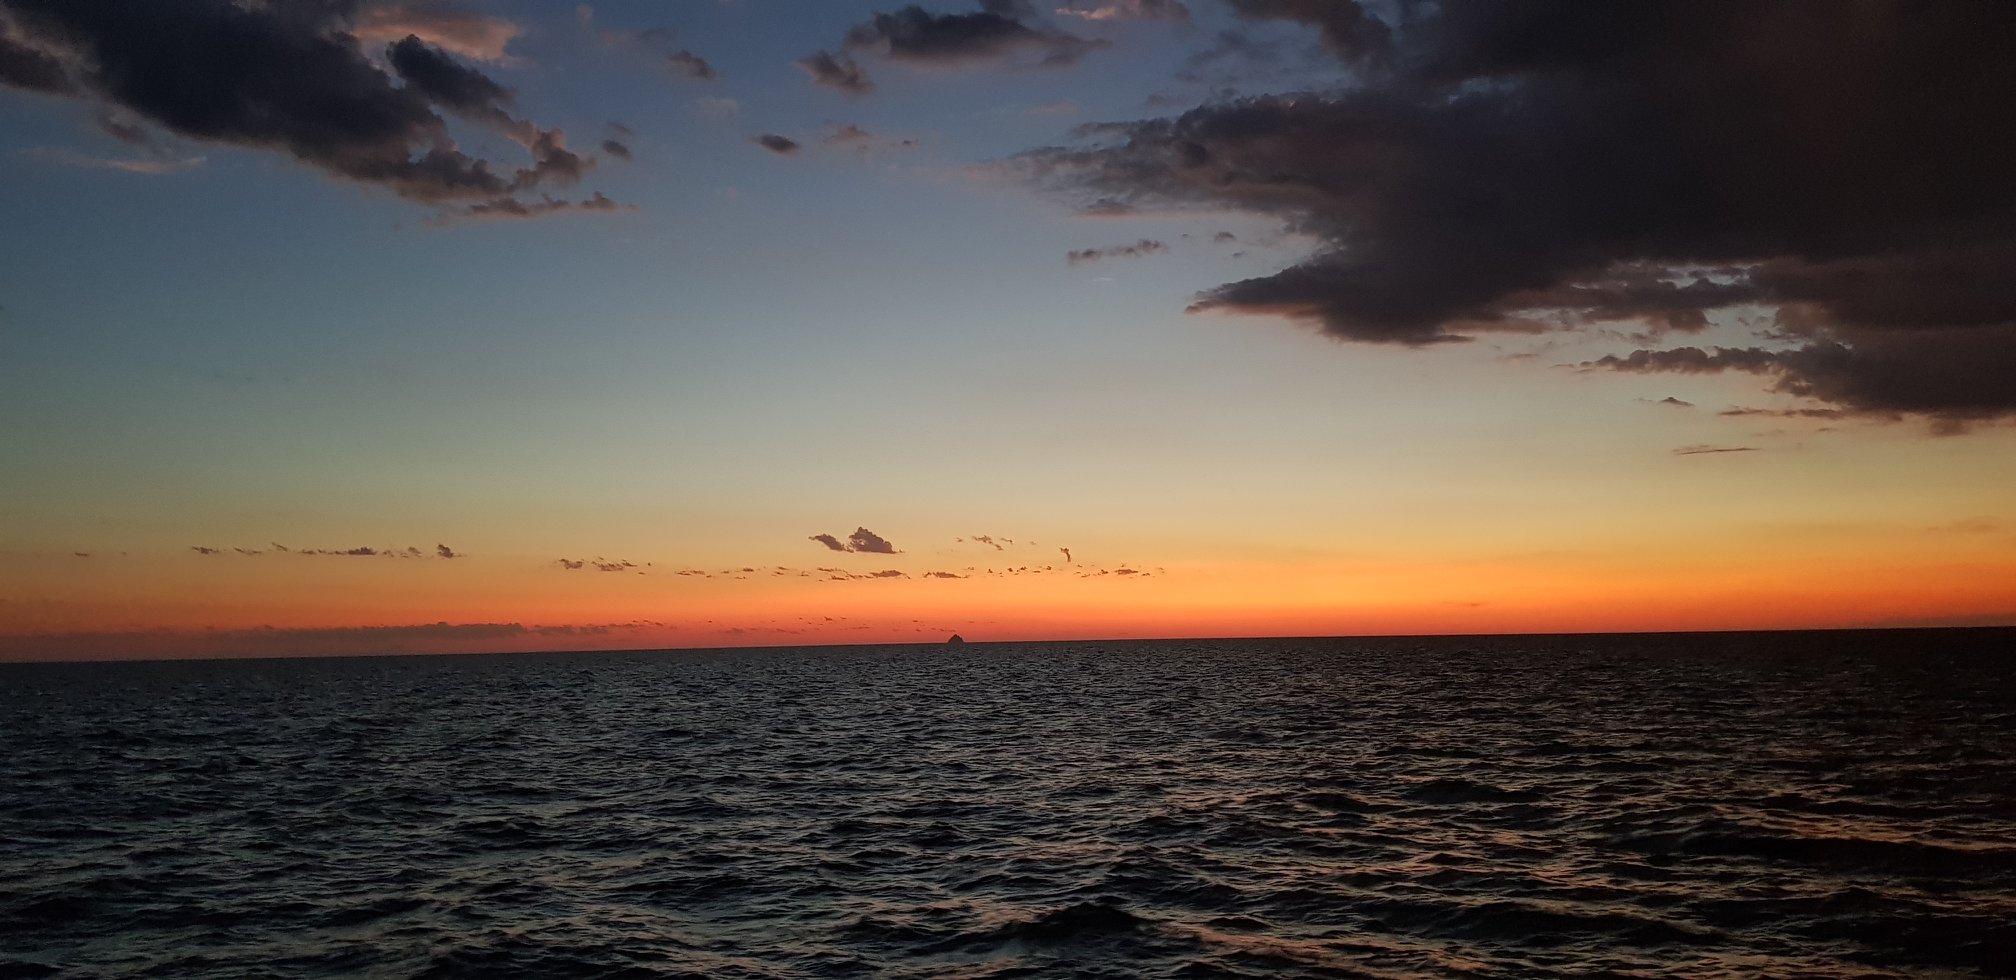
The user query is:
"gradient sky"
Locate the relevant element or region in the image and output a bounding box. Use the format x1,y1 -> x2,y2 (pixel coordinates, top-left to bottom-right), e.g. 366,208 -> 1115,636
3,0 -> 2014,660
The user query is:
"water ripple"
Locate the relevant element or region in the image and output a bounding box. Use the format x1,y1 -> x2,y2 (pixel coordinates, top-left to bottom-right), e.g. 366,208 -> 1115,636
3,630 -> 2013,977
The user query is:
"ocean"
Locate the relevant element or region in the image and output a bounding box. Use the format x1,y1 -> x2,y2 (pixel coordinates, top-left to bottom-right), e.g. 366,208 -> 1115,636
3,630 -> 2013,978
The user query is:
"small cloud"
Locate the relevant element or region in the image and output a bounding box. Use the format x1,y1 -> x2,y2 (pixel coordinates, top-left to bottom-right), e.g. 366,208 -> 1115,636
1718,406 -> 1847,419
1654,396 -> 1694,407
600,139 -> 632,160
810,533 -> 848,552
972,534 -> 1004,551
1055,0 -> 1189,22
1673,444 -> 1760,456
436,544 -> 462,559
1067,239 -> 1165,265
1075,198 -> 1137,218
557,558 -> 586,569
824,123 -> 875,146
753,133 -> 801,155
835,2 -> 1107,70
925,571 -> 967,579
667,50 -> 717,81
191,546 -> 222,555
797,50 -> 874,94
1059,546 -> 1072,563
847,526 -> 899,554
24,147 -> 207,174
438,192 -> 636,223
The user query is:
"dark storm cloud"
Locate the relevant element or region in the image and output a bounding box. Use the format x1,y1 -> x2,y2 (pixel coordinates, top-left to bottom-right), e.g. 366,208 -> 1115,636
752,133 -> 801,156
1012,1 -> 2016,424
1067,238 -> 1164,265
666,49 -> 716,81
0,0 -> 619,214
796,50 -> 874,95
385,33 -> 509,118
835,1 -> 1105,72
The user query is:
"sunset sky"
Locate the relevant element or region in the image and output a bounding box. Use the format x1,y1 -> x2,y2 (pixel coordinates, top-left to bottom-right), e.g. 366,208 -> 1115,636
3,0 -> 2013,660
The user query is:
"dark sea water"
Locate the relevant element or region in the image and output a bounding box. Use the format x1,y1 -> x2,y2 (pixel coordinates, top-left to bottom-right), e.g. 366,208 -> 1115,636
3,630 -> 2014,979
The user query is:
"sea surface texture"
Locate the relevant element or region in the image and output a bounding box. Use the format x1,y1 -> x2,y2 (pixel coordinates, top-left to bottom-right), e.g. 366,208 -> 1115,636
4,630 -> 2014,978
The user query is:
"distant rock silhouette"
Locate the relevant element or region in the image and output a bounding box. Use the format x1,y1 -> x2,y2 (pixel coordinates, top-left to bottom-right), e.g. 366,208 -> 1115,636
945,634 -> 965,645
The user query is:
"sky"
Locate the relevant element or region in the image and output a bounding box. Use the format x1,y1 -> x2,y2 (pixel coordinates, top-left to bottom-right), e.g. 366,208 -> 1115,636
2,0 -> 2014,660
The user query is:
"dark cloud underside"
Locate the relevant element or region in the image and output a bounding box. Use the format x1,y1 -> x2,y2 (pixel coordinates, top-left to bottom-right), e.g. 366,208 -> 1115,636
1015,1 -> 2016,423
0,0 -> 616,215
820,1 -> 1106,85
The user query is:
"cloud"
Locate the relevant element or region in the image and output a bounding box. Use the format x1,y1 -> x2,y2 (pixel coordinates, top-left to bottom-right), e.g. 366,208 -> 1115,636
1059,546 -> 1072,563
809,527 -> 901,554
666,50 -> 716,81
1010,2 -> 2016,424
1067,238 -> 1165,265
556,556 -> 640,572
190,541 -> 464,558
352,1 -> 521,63
971,534 -> 1004,550
441,191 -> 633,222
22,147 -> 206,174
600,139 -> 631,160
752,133 -> 801,156
824,123 -> 874,146
846,527 -> 899,554
0,0 -> 616,214
925,571 -> 967,579
1055,0 -> 1188,23
0,19 -> 71,93
1718,406 -> 1844,420
1655,396 -> 1693,408
1673,445 -> 1760,456
825,569 -> 908,580
796,50 -> 874,95
828,1 -> 1106,79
